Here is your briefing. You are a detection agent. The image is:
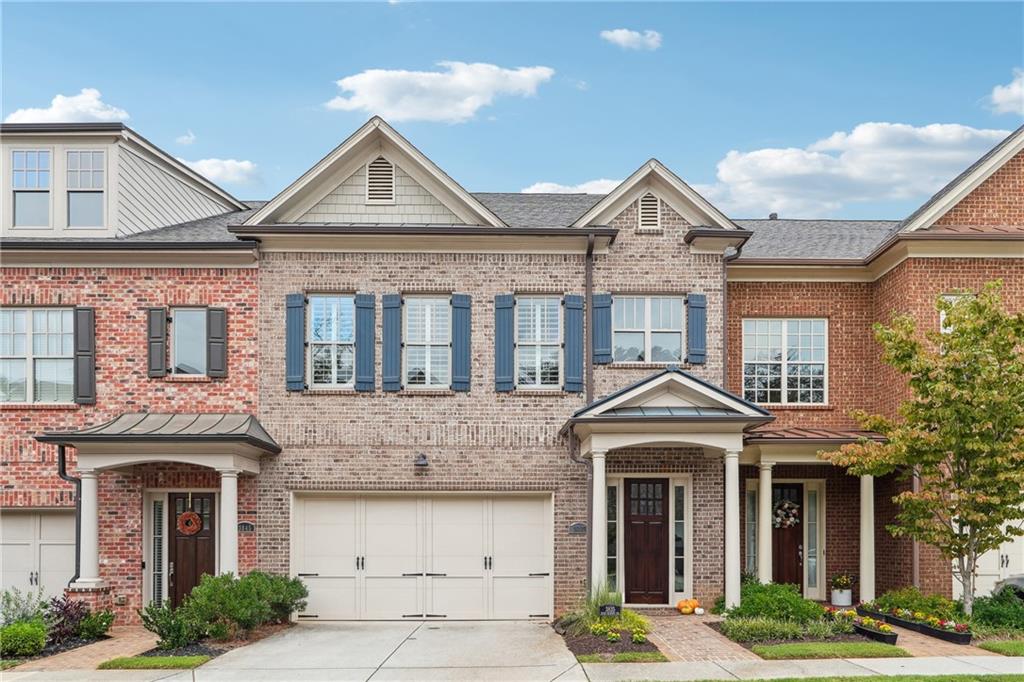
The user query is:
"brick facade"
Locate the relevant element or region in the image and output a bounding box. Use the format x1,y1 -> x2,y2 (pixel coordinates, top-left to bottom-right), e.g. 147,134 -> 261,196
933,153 -> 1024,229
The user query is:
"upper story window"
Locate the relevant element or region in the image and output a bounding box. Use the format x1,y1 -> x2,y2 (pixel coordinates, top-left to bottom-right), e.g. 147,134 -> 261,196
308,294 -> 355,388
12,150 -> 51,227
366,156 -> 395,204
404,297 -> 450,388
0,308 -> 74,403
66,150 -> 105,228
516,296 -> 561,388
613,296 -> 684,363
171,308 -> 207,375
742,318 -> 827,405
638,192 -> 660,231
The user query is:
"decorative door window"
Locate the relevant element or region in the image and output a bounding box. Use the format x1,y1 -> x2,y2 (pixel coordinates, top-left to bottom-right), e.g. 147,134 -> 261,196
607,485 -> 617,591
673,485 -> 686,592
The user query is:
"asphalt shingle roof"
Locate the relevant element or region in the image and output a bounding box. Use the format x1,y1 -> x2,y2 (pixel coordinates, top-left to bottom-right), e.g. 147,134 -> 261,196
734,219 -> 901,261
472,193 -> 605,228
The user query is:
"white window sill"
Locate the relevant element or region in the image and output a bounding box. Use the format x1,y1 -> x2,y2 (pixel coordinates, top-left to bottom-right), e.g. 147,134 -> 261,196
303,387 -> 358,395
512,387 -> 567,396
1,402 -> 79,411
399,388 -> 455,396
606,361 -> 689,369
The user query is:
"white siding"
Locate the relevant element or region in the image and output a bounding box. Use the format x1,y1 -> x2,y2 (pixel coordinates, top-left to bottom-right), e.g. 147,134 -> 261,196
117,147 -> 234,235
298,164 -> 461,224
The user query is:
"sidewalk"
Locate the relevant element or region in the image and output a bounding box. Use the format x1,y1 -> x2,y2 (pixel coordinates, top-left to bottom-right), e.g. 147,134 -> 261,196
581,654 -> 1024,681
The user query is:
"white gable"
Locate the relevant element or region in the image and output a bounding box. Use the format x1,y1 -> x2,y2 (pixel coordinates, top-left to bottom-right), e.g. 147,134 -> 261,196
577,370 -> 768,419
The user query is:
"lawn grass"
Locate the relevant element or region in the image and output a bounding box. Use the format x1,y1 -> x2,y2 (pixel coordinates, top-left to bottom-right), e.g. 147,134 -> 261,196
0,659 -> 22,671
979,640 -> 1024,656
689,677 -> 1024,682
576,651 -> 668,663
751,641 -> 909,660
97,655 -> 211,670
575,654 -> 603,663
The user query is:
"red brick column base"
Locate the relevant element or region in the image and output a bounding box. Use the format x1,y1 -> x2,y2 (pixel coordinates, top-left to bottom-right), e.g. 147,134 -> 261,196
65,585 -> 113,614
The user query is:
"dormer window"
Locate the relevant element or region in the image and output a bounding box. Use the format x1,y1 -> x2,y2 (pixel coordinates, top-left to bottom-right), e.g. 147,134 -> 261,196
365,156 -> 395,204
638,192 -> 660,231
12,150 -> 51,228
67,150 -> 105,228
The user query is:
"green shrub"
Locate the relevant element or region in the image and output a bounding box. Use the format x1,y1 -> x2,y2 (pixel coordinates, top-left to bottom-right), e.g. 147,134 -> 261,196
0,619 -> 47,657
726,582 -> 825,624
243,571 -> 308,623
44,596 -> 89,645
804,618 -> 853,638
182,573 -> 272,636
719,617 -> 803,642
974,587 -> 1024,630
556,586 -> 648,637
138,603 -> 203,650
78,610 -> 115,639
1,588 -> 44,626
871,586 -> 964,620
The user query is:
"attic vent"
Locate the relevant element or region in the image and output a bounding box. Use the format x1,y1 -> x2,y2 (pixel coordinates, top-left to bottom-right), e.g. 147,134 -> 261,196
638,192 -> 661,231
366,156 -> 395,203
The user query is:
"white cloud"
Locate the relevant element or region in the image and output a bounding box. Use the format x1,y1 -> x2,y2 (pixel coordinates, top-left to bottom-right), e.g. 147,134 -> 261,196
4,88 -> 129,123
693,122 -> 1011,218
599,28 -> 662,51
989,68 -> 1024,116
521,179 -> 622,194
179,158 -> 259,185
324,61 -> 555,123
176,129 -> 197,145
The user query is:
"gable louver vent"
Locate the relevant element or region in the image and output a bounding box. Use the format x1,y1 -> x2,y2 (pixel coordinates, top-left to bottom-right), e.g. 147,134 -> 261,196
366,156 -> 396,203
638,192 -> 660,231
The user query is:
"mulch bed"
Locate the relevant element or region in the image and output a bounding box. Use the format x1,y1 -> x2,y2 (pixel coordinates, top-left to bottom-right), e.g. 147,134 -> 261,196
705,621 -> 872,651
561,630 -> 661,656
140,621 -> 293,658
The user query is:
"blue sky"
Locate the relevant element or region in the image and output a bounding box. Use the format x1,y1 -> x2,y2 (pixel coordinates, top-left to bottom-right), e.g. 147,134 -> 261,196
3,2 -> 1022,219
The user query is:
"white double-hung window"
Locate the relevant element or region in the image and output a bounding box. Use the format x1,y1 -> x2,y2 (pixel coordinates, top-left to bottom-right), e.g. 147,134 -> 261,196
742,318 -> 827,404
12,150 -> 51,227
404,297 -> 450,388
516,296 -> 561,388
308,295 -> 355,388
0,308 -> 74,403
66,150 -> 105,228
612,296 -> 684,363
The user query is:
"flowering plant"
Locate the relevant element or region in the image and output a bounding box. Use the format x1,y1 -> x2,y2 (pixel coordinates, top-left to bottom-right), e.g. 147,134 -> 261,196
772,499 -> 800,529
854,616 -> 893,633
830,573 -> 854,590
886,607 -> 971,632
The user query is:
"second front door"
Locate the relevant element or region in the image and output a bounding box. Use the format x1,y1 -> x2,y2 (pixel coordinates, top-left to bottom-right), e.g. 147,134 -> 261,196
168,492 -> 216,607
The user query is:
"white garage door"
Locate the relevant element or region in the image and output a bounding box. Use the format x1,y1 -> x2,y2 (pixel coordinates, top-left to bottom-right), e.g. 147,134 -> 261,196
1,511 -> 76,600
292,495 -> 552,620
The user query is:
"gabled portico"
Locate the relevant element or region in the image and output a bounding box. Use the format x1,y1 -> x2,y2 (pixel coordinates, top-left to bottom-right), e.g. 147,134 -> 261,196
563,368 -> 772,608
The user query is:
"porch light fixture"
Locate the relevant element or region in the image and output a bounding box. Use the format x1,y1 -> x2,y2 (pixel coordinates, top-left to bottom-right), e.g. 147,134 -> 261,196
414,453 -> 429,468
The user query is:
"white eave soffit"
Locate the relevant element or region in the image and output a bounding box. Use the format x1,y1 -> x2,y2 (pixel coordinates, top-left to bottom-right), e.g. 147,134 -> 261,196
572,159 -> 739,230
243,117 -> 506,227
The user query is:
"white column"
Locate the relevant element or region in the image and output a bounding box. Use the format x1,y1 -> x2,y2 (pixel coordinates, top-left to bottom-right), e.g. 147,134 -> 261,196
219,469 -> 240,576
859,474 -> 876,603
590,449 -> 608,594
73,469 -> 104,587
757,462 -> 774,584
724,450 -> 742,608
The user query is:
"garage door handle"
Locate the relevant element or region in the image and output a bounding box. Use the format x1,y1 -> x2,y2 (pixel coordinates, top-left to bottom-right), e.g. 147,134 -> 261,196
297,573 -> 319,577
529,572 -> 549,577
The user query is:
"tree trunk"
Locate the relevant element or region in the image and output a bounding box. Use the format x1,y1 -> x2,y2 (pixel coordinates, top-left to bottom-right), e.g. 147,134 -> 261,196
962,554 -> 975,616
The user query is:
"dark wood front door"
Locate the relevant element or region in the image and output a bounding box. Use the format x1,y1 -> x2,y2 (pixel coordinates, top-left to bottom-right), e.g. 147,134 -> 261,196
624,478 -> 669,604
168,493 -> 216,607
771,484 -> 803,588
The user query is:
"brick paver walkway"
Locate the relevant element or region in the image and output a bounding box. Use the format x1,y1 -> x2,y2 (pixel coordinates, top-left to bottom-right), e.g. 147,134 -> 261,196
13,625 -> 157,671
647,613 -> 760,662
887,624 -> 997,657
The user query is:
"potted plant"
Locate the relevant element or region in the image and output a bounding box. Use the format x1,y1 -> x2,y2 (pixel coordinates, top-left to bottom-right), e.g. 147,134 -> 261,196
853,616 -> 899,645
830,573 -> 854,607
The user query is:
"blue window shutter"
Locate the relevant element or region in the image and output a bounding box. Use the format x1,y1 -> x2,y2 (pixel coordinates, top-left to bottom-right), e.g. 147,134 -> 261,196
285,293 -> 305,391
687,293 -> 707,364
354,294 -> 376,392
494,294 -> 515,392
563,294 -> 584,393
382,294 -> 402,391
592,293 -> 613,364
451,294 -> 471,391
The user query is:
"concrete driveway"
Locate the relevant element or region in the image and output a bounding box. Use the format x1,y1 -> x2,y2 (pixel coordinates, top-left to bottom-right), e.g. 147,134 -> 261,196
181,621 -> 581,681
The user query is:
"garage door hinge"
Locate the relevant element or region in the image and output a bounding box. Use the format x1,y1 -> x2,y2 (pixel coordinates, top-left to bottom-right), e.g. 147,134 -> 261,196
530,614 -> 550,618
297,573 -> 319,577
297,614 -> 319,619
425,614 -> 447,618
402,613 -> 423,618
528,572 -> 549,577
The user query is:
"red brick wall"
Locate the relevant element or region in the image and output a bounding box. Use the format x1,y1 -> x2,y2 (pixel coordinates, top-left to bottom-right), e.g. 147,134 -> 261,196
934,151 -> 1024,228
0,266 -> 260,621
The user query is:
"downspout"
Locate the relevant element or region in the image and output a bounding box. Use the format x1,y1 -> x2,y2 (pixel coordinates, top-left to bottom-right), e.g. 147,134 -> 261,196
57,445 -> 82,587
722,244 -> 744,389
572,233 -> 597,592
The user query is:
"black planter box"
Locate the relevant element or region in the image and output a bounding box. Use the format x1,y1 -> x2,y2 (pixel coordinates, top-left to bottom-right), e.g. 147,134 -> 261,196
919,624 -> 972,645
854,623 -> 899,645
856,605 -> 886,620
884,613 -> 922,633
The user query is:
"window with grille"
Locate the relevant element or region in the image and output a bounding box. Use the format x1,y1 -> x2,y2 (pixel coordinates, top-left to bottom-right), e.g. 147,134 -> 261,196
638,192 -> 660,230
12,150 -> 51,227
742,318 -> 827,404
365,156 -> 396,203
404,297 -> 450,388
66,150 -> 105,227
0,308 -> 74,403
152,499 -> 164,606
612,296 -> 684,363
308,295 -> 355,388
515,296 -> 561,388
607,485 -> 617,591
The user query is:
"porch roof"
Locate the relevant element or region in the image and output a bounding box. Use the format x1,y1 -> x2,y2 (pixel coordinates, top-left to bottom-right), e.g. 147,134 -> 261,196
744,427 -> 885,445
36,413 -> 282,455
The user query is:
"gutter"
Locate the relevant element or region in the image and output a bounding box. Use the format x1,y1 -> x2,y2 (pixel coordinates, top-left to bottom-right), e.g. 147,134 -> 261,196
56,446 -> 81,587
228,224 -> 618,242
36,433 -> 283,455
0,240 -> 258,251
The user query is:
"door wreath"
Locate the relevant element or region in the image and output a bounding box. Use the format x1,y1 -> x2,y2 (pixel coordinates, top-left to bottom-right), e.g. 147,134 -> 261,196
176,510 -> 203,536
772,499 -> 800,529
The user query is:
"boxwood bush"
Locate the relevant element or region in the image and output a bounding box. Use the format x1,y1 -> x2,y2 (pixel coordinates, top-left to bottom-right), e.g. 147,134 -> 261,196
725,582 -> 825,624
973,586 -> 1024,630
0,618 -> 47,657
871,586 -> 964,620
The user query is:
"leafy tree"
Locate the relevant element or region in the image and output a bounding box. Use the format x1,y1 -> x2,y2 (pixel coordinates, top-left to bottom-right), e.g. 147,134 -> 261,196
821,281 -> 1024,614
